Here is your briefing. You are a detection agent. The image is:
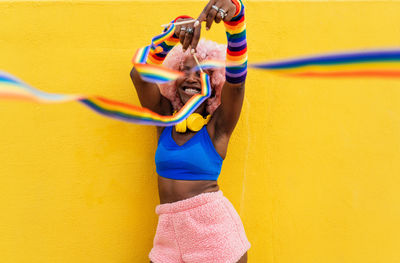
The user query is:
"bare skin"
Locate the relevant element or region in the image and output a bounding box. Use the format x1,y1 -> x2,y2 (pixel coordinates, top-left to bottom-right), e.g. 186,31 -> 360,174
132,0 -> 247,261
131,53 -> 244,199
150,252 -> 247,263
136,57 -> 246,263
132,56 -> 244,203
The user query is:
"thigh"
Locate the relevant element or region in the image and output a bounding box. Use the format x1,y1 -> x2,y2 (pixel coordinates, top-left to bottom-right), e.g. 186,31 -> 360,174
237,252 -> 248,263
152,253 -> 247,263
151,253 -> 247,263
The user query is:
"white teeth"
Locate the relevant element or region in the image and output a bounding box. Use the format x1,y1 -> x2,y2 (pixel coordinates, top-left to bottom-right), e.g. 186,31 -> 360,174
185,88 -> 200,95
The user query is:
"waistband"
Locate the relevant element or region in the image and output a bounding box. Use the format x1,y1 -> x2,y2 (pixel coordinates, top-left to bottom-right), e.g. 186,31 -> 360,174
156,190 -> 223,214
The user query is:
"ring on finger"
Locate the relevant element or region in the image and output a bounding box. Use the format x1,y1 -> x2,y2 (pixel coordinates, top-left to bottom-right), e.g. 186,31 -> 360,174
186,27 -> 194,34
181,26 -> 186,32
211,5 -> 220,12
218,10 -> 227,19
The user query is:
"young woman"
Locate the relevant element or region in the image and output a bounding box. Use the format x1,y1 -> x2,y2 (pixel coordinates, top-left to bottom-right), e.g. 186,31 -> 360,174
130,0 -> 250,262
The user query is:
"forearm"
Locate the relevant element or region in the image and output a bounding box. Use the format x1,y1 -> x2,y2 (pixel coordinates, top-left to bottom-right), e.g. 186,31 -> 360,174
130,17 -> 186,110
224,0 -> 247,84
130,67 -> 162,110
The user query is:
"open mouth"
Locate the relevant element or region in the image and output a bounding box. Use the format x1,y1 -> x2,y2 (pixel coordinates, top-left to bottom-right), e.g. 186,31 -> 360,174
182,86 -> 201,95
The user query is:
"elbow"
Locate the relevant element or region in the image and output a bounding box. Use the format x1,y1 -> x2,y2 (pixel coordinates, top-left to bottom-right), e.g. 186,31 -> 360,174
130,67 -> 136,80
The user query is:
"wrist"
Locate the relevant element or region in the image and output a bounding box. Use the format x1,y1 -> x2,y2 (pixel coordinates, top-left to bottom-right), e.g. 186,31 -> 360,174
229,0 -> 244,21
231,0 -> 243,18
146,16 -> 192,65
224,0 -> 247,84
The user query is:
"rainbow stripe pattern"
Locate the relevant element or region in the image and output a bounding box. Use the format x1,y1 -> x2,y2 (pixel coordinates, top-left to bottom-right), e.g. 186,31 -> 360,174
190,49 -> 400,79
251,49 -> 400,78
224,0 -> 247,84
0,71 -> 82,103
131,22 -> 184,84
132,46 -> 150,64
146,19 -> 180,65
134,63 -> 183,84
132,38 -> 183,84
0,71 -> 211,126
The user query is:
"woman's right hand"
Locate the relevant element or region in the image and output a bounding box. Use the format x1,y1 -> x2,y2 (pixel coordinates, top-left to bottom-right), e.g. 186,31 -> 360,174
196,0 -> 237,30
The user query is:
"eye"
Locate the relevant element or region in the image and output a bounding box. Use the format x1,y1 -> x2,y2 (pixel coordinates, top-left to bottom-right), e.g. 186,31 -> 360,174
181,67 -> 191,75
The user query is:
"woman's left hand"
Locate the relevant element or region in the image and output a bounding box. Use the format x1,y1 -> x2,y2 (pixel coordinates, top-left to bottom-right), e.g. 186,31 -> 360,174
174,17 -> 202,53
196,0 -> 237,31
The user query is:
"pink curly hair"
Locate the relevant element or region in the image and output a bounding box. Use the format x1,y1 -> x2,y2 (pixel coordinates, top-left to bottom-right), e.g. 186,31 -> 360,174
159,39 -> 226,114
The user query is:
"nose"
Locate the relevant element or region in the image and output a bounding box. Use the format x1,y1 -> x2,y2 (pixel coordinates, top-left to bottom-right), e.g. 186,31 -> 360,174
185,71 -> 199,82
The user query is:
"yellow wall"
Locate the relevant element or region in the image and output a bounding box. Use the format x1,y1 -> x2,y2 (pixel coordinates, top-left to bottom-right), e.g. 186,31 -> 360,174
1,0 -> 400,262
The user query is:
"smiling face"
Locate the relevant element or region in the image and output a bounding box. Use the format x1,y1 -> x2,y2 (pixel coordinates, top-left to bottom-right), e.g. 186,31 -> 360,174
159,40 -> 226,116
175,56 -> 202,105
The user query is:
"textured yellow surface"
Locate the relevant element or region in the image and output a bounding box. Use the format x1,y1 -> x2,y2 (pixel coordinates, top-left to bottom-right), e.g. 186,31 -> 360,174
1,1 -> 400,262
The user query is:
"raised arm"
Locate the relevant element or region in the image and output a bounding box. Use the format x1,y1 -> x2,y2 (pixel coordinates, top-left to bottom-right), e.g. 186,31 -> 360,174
130,68 -> 169,114
130,16 -> 201,115
197,0 -> 247,136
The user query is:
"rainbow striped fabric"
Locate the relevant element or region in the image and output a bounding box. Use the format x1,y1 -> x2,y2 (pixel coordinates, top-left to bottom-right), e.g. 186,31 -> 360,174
132,46 -> 151,64
146,20 -> 180,65
132,24 -> 183,84
251,49 -> 400,78
0,17 -> 214,127
2,48 -> 400,126
0,70 -> 211,126
0,71 -> 82,103
192,49 -> 400,79
132,37 -> 183,84
224,0 -> 247,84
134,63 -> 183,83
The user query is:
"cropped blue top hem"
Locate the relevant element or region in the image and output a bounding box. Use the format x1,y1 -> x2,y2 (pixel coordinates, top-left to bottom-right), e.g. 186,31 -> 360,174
155,126 -> 223,181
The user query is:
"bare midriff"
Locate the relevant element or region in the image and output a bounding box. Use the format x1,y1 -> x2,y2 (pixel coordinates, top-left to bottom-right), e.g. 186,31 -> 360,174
158,176 -> 220,204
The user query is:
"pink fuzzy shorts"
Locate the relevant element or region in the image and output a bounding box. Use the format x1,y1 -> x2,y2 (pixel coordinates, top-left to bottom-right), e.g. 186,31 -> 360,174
149,190 -> 251,263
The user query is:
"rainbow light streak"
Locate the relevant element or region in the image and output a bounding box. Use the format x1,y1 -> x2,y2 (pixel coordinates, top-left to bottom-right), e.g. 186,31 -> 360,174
0,71 -> 211,126
79,72 -> 211,126
251,49 -> 400,78
134,63 -> 183,83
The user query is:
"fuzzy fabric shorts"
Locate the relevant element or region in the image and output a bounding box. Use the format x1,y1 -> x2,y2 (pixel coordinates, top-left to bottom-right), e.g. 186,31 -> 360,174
149,190 -> 251,263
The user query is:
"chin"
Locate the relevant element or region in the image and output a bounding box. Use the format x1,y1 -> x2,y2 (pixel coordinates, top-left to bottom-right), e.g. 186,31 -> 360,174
179,95 -> 190,105
177,91 -> 190,105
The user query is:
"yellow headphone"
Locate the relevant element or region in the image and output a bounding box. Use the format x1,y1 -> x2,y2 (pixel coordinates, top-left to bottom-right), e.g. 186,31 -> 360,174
174,112 -> 211,133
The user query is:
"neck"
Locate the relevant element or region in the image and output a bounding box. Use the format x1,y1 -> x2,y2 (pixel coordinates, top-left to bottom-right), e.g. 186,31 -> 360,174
194,104 -> 207,116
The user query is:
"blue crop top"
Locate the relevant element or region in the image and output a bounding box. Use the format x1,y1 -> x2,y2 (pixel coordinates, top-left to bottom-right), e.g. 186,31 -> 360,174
155,125 -> 223,181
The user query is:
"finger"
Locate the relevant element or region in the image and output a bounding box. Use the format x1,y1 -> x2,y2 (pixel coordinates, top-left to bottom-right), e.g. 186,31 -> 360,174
224,5 -> 236,22
174,25 -> 181,38
190,24 -> 201,53
215,10 -> 223,24
179,27 -> 186,45
182,29 -> 193,51
197,0 -> 214,23
215,3 -> 230,23
206,6 -> 218,30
